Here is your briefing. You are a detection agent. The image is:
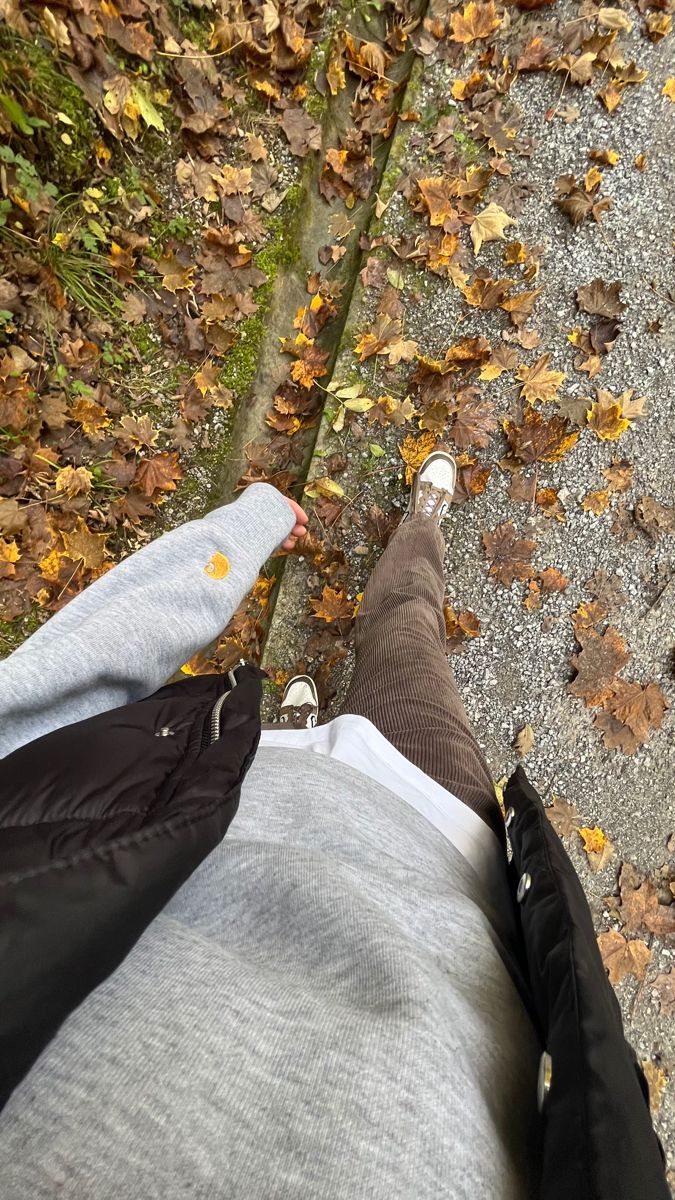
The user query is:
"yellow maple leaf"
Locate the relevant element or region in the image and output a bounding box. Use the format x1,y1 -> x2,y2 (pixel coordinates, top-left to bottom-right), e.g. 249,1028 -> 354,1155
450,0 -> 501,43
587,393 -> 630,440
61,520 -> 109,570
398,431 -> 438,485
470,203 -> 517,255
69,396 -> 111,437
516,354 -> 565,404
579,825 -> 615,872
579,825 -> 608,854
662,78 -> 675,101
0,537 -> 20,564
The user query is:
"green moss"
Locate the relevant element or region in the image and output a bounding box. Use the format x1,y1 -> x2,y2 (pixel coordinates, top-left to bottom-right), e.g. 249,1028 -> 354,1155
128,321 -> 161,358
453,128 -> 480,161
0,609 -> 43,658
305,89 -> 328,121
221,194 -> 303,398
168,0 -> 212,49
0,31 -> 95,188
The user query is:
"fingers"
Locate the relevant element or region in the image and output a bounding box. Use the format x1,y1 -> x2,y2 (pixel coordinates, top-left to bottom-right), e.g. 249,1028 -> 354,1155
287,497 -> 309,526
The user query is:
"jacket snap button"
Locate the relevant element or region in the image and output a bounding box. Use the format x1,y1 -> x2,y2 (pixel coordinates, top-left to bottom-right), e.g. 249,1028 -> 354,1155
155,727 -> 175,737
537,1051 -> 552,1112
517,872 -> 532,902
505,806 -> 515,829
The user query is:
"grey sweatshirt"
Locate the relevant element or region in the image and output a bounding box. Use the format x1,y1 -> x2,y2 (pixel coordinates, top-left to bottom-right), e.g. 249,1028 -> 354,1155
0,484 -> 541,1198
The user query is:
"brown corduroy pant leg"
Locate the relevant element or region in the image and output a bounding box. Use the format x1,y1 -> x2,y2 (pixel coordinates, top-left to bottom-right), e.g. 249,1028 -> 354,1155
340,515 -> 504,843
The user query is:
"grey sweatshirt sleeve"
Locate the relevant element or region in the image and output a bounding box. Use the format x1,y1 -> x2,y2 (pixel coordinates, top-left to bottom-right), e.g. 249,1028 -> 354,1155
0,483 -> 295,758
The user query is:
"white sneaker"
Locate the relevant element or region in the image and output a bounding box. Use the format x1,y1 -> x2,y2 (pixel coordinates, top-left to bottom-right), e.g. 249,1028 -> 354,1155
279,675 -> 319,729
406,448 -> 457,524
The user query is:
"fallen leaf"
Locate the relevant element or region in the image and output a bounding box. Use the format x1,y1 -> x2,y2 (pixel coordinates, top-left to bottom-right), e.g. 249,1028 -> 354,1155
641,1061 -> 668,1115
651,972 -> 675,1017
579,825 -> 615,871
470,203 -> 517,254
618,862 -> 675,938
568,626 -> 631,707
662,79 -> 675,101
538,566 -> 568,592
546,796 -> 581,838
582,489 -> 611,515
517,353 -> 565,404
635,495 -> 675,540
483,521 -> 537,587
576,279 -> 625,318
587,392 -> 630,440
451,390 -> 497,449
450,0 -> 501,43
134,452 -> 183,498
309,584 -> 354,623
596,681 -> 669,755
398,431 -> 438,485
61,519 -> 109,570
158,255 -> 195,294
597,929 -> 651,984
513,723 -> 535,756
54,466 -> 93,496
505,407 -> 580,464
355,314 -> 417,364
281,107 -> 322,157
444,605 -> 481,648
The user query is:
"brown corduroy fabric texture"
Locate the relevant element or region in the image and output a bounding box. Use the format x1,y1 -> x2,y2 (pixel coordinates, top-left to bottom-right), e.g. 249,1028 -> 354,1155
340,515 -> 504,843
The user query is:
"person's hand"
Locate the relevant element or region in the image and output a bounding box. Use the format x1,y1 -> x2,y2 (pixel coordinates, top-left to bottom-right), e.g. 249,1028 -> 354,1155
280,495 -> 309,551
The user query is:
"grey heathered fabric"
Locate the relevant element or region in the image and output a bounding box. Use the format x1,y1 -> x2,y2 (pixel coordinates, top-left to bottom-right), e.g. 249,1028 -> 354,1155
0,747 -> 542,1199
0,482 -> 295,758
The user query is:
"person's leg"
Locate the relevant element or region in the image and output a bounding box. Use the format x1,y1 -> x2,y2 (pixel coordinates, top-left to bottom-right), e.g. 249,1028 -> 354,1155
340,515 -> 504,842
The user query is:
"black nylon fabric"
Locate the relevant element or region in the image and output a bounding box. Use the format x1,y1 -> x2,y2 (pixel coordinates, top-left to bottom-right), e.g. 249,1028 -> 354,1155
0,666 -> 264,1111
505,765 -> 669,1200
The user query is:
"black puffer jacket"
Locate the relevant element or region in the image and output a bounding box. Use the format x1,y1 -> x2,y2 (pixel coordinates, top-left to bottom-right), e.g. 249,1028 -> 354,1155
0,668 -> 669,1200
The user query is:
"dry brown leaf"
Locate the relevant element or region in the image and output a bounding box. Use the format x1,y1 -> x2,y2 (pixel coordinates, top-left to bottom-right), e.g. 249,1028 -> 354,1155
470,203 -> 517,254
635,496 -> 675,540
450,0 -> 501,43
651,972 -> 675,1017
513,723 -> 535,756
483,521 -> 537,587
517,354 -> 565,404
355,314 -> 417,364
597,929 -> 651,984
451,390 -> 497,449
538,566 -> 568,592
641,1061 -> 668,1115
134,452 -> 183,498
444,605 -> 481,648
582,489 -> 611,515
618,863 -> 675,939
61,520 -> 109,570
576,279 -> 625,319
309,584 -> 354,623
505,407 -> 580,465
546,796 -> 581,838
568,626 -> 631,707
417,177 -> 459,227
602,460 -> 633,493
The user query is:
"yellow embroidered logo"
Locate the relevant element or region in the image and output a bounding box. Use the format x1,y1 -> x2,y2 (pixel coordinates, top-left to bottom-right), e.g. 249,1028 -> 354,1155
204,552 -> 230,580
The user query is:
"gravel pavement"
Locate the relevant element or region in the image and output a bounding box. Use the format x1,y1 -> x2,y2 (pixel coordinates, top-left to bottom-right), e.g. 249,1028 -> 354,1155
264,2 -> 675,1168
